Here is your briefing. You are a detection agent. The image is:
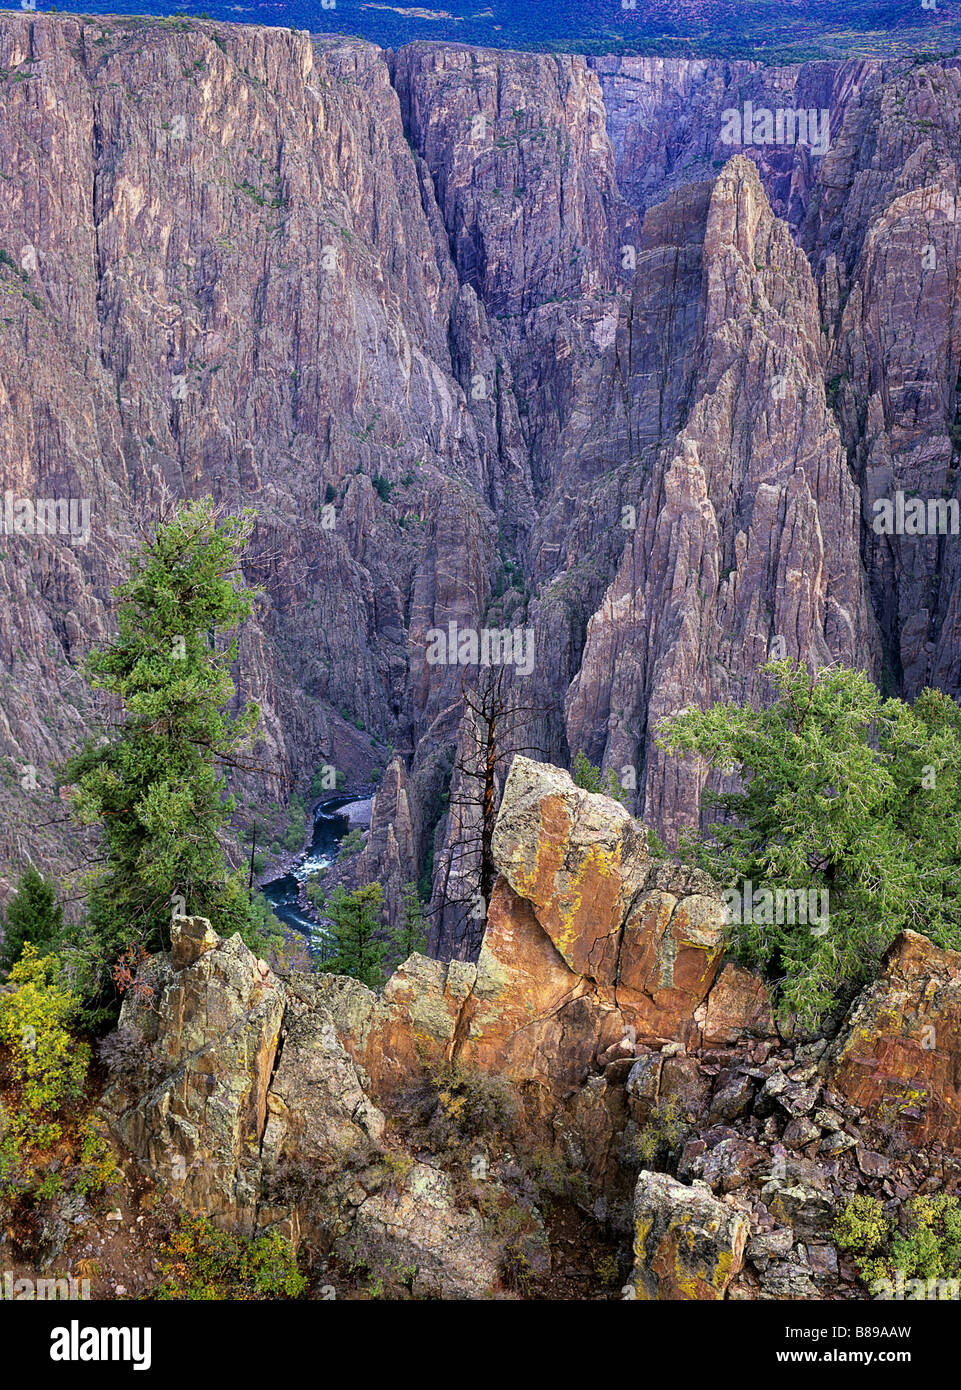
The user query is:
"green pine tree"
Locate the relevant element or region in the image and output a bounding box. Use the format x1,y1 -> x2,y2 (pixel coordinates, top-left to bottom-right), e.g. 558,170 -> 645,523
388,881 -> 428,964
61,498 -> 277,1015
657,660 -> 961,1024
315,883 -> 387,988
0,866 -> 64,976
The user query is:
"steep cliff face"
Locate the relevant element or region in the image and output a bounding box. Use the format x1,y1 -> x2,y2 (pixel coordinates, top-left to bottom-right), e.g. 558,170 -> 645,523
0,17 -> 506,886
803,63 -> 961,698
1,16 -> 960,926
566,156 -> 877,838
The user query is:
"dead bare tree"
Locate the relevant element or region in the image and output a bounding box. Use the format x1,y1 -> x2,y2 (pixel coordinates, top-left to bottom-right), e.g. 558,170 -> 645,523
428,665 -> 549,959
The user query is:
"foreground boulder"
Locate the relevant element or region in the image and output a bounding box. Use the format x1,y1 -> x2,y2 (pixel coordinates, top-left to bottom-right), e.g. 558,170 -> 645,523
630,1171 -> 748,1300
106,918 -> 507,1297
491,757 -> 727,1037
829,930 -> 961,1149
108,917 -> 284,1232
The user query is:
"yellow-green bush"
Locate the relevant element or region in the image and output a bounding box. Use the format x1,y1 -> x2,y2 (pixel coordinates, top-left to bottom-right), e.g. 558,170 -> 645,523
889,1196 -> 961,1282
153,1215 -> 307,1300
0,945 -> 122,1203
0,945 -> 90,1196
73,1120 -> 124,1196
834,1193 -> 961,1288
834,1194 -> 891,1285
423,1061 -> 518,1150
634,1095 -> 689,1167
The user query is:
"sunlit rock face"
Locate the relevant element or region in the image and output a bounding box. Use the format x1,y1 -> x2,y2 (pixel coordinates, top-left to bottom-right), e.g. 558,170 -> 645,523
829,929 -> 961,1151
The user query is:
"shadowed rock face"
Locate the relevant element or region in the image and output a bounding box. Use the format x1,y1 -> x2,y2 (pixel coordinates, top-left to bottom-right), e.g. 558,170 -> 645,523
2,16 -> 960,931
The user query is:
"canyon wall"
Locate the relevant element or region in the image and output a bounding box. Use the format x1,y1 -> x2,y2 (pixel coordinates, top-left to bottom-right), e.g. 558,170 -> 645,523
0,17 -> 959,946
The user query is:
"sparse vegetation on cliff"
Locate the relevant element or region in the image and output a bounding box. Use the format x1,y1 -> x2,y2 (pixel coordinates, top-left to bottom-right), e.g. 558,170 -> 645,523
58,498 -> 282,1020
153,1214 -> 306,1300
659,660 -> 961,1023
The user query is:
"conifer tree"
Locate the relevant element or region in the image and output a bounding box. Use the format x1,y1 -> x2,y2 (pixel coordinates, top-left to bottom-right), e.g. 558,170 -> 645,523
62,499 -> 277,1013
0,865 -> 64,976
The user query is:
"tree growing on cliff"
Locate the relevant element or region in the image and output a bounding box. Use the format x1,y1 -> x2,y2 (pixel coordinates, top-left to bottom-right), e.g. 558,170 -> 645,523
571,749 -> 628,804
315,882 -> 388,988
0,865 -> 64,976
395,880 -> 428,962
314,880 -> 429,986
61,498 -> 280,1017
657,660 -> 961,1024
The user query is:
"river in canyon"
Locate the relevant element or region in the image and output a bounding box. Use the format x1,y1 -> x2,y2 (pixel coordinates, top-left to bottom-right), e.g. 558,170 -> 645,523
261,794 -> 372,941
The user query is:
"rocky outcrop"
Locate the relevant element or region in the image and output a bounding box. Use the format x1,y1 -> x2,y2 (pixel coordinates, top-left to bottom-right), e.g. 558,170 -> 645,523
315,757 -> 728,1101
565,154 -> 877,840
490,756 -> 727,1033
106,916 -> 507,1297
630,1170 -> 749,1300
354,756 -> 418,928
103,766 -> 961,1299
702,964 -> 777,1048
829,930 -> 961,1150
107,917 -> 284,1233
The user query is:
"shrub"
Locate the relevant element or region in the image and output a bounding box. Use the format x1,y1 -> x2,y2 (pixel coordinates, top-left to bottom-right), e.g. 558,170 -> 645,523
0,945 -> 88,1153
420,1062 -> 518,1151
97,1026 -> 166,1087
337,827 -> 366,860
834,1194 -> 891,1285
246,893 -> 284,954
71,1120 -> 123,1196
570,750 -> 627,804
283,794 -> 307,852
633,1095 -> 690,1168
0,945 -> 99,1201
832,1193 -> 961,1289
889,1196 -> 961,1283
153,1215 -> 306,1300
